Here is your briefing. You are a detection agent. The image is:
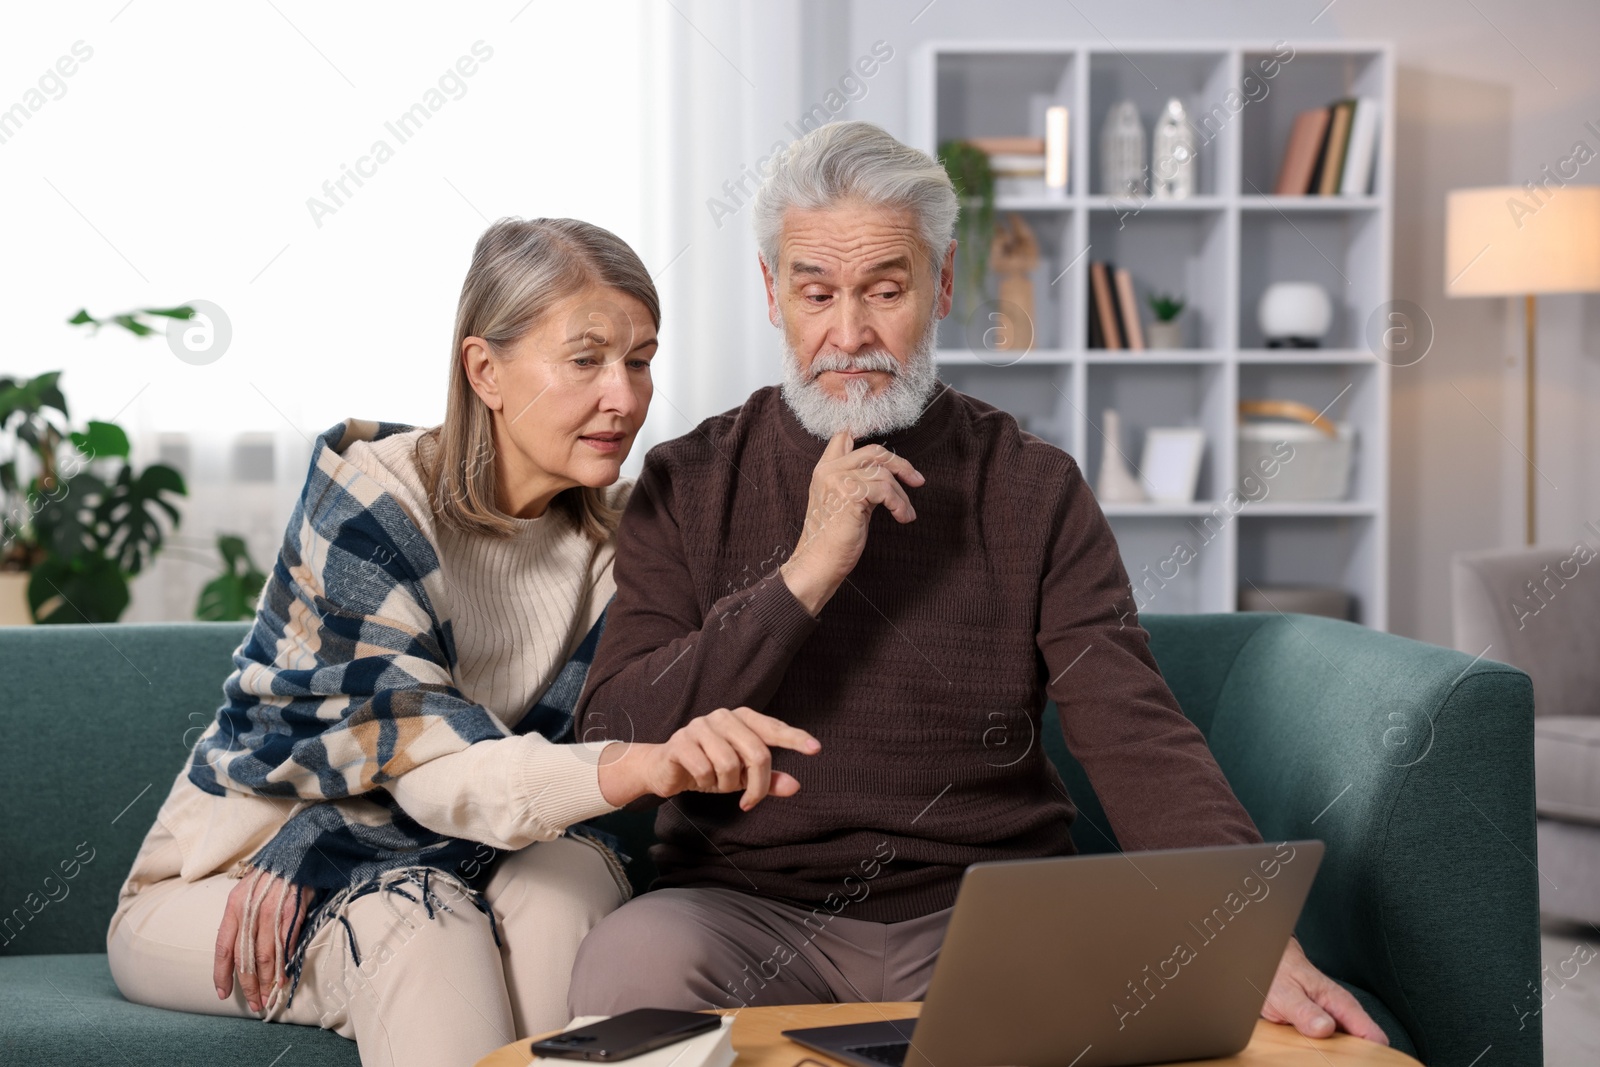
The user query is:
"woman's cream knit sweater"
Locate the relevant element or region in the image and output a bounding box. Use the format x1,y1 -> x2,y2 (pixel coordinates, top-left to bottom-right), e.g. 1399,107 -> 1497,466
114,425 -> 630,906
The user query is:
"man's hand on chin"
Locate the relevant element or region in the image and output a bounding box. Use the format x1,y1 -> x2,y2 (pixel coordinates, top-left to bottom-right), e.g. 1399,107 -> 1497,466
1261,937 -> 1390,1045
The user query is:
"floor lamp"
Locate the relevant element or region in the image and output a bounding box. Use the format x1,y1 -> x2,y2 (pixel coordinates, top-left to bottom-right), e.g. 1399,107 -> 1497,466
1445,186 -> 1600,545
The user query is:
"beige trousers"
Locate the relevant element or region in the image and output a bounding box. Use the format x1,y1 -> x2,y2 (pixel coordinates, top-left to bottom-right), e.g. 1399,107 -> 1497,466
108,835 -> 628,1067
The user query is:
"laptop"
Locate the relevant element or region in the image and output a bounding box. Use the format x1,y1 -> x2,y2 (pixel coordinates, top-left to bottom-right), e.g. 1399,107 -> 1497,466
783,840 -> 1323,1067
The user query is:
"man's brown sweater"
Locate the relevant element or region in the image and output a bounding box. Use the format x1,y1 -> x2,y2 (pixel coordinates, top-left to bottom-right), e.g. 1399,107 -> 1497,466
575,384 -> 1261,923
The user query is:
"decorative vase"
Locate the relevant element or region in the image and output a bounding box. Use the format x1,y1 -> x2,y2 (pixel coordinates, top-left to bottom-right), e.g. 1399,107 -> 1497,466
1147,320 -> 1183,349
0,572 -> 33,626
1151,97 -> 1196,200
1257,282 -> 1333,348
989,213 -> 1039,354
1100,100 -> 1146,197
1095,409 -> 1149,503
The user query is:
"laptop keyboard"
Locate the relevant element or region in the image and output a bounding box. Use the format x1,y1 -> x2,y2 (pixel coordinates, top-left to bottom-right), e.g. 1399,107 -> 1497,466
845,1042 -> 910,1066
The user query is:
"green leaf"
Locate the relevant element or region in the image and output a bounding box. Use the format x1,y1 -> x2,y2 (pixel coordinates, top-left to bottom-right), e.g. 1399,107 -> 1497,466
28,551 -> 129,624
33,470 -> 104,561
142,305 -> 195,319
92,461 -> 186,574
111,314 -> 155,337
67,309 -> 94,325
69,420 -> 131,459
135,463 -> 186,496
216,533 -> 249,568
33,372 -> 68,419
1146,291 -> 1186,322
1,371 -> 65,421
195,533 -> 266,621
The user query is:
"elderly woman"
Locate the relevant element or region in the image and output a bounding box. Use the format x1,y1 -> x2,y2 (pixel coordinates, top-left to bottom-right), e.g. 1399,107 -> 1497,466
107,218 -> 819,1067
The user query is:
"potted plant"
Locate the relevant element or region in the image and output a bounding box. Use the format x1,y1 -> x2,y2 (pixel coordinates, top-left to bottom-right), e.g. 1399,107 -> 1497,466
0,306 -> 193,624
938,140 -> 996,329
1146,292 -> 1186,349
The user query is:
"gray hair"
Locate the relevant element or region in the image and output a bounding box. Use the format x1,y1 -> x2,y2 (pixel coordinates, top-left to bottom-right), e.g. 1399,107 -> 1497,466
751,120 -> 958,284
423,217 -> 659,543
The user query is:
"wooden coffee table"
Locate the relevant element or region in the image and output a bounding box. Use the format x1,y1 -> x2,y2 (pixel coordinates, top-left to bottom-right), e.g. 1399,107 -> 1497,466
475,1001 -> 1423,1066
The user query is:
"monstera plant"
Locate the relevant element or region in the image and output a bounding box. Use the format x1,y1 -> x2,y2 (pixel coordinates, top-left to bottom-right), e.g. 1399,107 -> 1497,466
0,306 -> 192,623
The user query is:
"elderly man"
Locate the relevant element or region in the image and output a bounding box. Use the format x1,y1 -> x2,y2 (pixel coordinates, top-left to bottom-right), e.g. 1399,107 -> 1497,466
568,120 -> 1385,1046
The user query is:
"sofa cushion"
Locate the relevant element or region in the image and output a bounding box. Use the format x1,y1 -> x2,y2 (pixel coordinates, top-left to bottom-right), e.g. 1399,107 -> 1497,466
0,953 -> 358,1066
1534,716 -> 1600,826
0,621 -> 254,955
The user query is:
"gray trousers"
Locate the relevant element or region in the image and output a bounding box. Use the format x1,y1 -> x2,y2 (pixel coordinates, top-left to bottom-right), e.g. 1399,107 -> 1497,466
567,886 -> 953,1015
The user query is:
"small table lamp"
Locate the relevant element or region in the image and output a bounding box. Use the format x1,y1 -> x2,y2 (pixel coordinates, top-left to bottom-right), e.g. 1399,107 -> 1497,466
1445,185 -> 1600,544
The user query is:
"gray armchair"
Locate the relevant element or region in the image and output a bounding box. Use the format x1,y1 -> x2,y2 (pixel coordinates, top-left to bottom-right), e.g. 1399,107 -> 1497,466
1452,544 -> 1600,924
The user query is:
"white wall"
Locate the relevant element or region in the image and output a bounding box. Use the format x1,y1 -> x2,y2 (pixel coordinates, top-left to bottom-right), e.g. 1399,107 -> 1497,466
832,0 -> 1600,647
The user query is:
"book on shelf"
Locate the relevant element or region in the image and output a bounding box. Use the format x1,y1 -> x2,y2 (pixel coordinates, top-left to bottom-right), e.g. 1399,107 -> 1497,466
1273,107 -> 1331,195
987,152 -> 1047,177
1087,276 -> 1106,349
1113,267 -> 1145,350
968,135 -> 1045,156
968,114 -> 1070,191
1316,99 -> 1357,195
1338,97 -> 1381,196
1272,95 -> 1378,196
1089,261 -> 1123,349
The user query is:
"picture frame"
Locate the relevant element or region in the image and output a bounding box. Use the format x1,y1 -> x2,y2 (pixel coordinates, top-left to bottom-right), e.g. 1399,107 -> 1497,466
1139,428 -> 1205,504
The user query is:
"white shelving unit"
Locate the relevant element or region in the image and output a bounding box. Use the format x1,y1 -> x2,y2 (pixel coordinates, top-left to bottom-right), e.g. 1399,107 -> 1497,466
911,40 -> 1394,629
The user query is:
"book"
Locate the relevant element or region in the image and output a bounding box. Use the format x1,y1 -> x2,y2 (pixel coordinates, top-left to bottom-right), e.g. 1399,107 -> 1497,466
986,152 -> 1047,176
532,1016 -> 735,1067
969,136 -> 1046,155
1316,99 -> 1356,195
1087,274 -> 1105,349
1090,261 -> 1123,349
1106,262 -> 1134,347
1114,267 -> 1145,350
1305,112 -> 1334,196
1273,107 -> 1331,195
1338,97 -> 1381,196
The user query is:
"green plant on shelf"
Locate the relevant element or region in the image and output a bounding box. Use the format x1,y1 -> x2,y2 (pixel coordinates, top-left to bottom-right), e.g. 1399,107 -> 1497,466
937,139 -> 996,317
1147,292 -> 1186,322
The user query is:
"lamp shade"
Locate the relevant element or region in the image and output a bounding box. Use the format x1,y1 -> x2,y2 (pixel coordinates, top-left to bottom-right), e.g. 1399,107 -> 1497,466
1445,185 -> 1600,296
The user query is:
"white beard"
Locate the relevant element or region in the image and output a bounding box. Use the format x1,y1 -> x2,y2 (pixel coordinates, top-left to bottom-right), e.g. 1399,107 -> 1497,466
779,312 -> 941,440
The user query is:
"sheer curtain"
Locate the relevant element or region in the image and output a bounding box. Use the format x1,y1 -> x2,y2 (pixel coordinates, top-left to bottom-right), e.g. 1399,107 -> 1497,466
630,0 -> 811,461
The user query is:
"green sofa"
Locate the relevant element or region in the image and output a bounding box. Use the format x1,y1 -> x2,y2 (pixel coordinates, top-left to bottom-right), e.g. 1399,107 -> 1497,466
0,615 -> 1540,1066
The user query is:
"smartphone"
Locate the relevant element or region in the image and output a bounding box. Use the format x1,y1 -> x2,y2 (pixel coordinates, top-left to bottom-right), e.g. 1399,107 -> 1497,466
530,1008 -> 722,1061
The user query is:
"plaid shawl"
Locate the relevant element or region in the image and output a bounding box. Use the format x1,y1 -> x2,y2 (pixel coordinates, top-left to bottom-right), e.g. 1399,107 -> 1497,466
184,418 -> 624,1008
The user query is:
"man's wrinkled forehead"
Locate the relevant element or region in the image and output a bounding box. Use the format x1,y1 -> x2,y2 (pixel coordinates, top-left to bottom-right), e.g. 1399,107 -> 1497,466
777,202 -> 929,281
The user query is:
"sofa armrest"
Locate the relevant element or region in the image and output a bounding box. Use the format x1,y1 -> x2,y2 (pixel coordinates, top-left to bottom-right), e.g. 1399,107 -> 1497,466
1203,613 -> 1539,1067
1048,612 -> 1540,1065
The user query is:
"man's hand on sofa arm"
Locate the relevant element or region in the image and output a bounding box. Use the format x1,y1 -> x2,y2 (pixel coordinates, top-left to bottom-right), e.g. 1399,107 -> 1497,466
597,706 -> 821,810
1262,936 -> 1390,1045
